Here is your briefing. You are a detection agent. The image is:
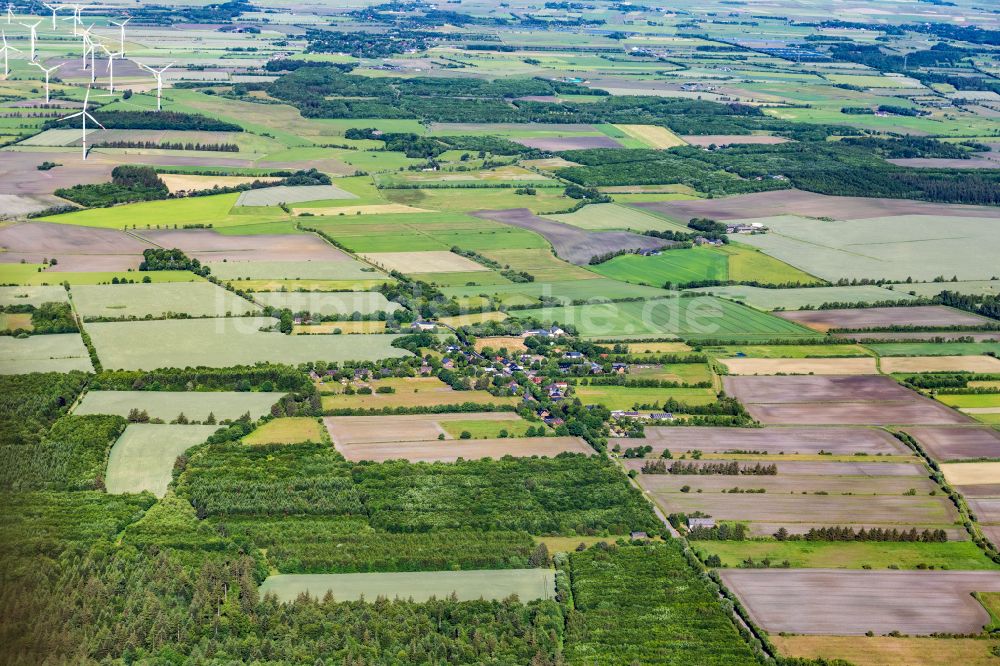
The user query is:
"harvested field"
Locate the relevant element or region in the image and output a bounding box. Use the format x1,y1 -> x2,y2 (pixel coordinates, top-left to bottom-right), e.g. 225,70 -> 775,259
613,124 -> 685,148
720,357 -> 877,375
254,292 -> 400,316
71,282 -> 259,319
0,222 -> 151,272
74,391 -> 285,422
941,462 -> 1000,486
325,413 -> 522,446
259,568 -> 554,603
105,424 -> 218,497
0,193 -> 66,218
681,135 -> 789,147
836,331 -> 1000,342
243,418 -> 325,445
772,635 -> 1000,666
882,355 -> 1000,373
0,285 -> 68,307
87,318 -> 410,370
320,377 -> 519,410
294,204 -> 430,216
473,336 -> 528,352
235,184 -> 357,207
160,174 -> 280,194
903,427 -> 1000,462
360,251 -> 485,274
720,569 -> 1000,635
294,321 -> 386,334
723,375 -> 971,425
985,526 -> 1000,550
207,260 -> 379,281
514,136 -> 621,150
635,189 -> 1000,222
333,435 -> 591,463
641,426 -> 909,456
0,333 -> 93,374
135,229 -> 350,264
776,306 -> 991,333
472,208 -> 668,265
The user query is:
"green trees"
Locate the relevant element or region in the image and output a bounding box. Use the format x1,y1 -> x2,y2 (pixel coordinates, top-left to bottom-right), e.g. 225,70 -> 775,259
55,166 -> 169,207
0,372 -> 89,447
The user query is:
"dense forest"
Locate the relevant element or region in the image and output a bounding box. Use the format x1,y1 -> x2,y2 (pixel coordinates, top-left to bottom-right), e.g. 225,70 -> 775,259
56,166 -> 169,207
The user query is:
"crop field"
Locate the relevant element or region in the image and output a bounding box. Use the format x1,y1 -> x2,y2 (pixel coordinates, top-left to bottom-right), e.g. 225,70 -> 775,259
473,337 -> 528,353
697,285 -> 912,311
259,568 -> 554,603
74,391 -> 285,422
442,278 -> 670,308
629,362 -> 713,384
320,377 -> 519,410
159,174 -> 281,194
698,541 -> 997,571
938,394 -> 1000,409
516,296 -> 818,341
574,385 -> 716,410
0,222 -> 151,273
333,434 -> 592,463
253,292 -> 400,316
866,342 -> 1000,357
295,321 -> 387,334
613,124 -> 686,149
904,427 -> 1000,462
477,249 -> 601,282
708,344 -> 871,358
640,426 -> 910,456
724,375 -> 972,425
207,260 -> 381,281
87,318 -> 410,370
720,569 -> 1000,635
360,251 -> 485,274
137,228 -> 351,264
235,185 -> 357,207
0,285 -> 69,307
719,357 -> 877,375
105,424 -> 218,497
0,333 -> 94,374
71,282 -> 259,319
325,413 -> 533,447
941,463 -> 1000,487
544,204 -> 688,232
243,418 -> 326,445
776,306 -> 992,333
882,356 -> 1000,373
772,635 -> 1000,666
902,281 -> 1000,298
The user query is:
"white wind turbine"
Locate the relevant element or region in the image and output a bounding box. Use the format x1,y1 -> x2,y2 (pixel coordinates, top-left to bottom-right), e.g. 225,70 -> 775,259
98,43 -> 120,93
133,59 -> 172,111
78,20 -> 92,69
61,3 -> 87,36
109,17 -> 128,58
42,3 -> 58,30
19,19 -> 40,61
0,30 -> 22,78
31,60 -> 60,103
5,4 -> 13,25
58,85 -> 103,160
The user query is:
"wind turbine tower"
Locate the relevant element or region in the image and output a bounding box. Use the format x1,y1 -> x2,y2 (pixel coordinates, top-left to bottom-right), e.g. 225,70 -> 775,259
42,3 -> 58,30
133,59 -> 173,111
31,60 -> 60,103
99,43 -> 120,93
6,4 -> 13,25
58,85 -> 104,160
19,19 -> 41,61
109,17 -> 129,58
0,30 -> 22,78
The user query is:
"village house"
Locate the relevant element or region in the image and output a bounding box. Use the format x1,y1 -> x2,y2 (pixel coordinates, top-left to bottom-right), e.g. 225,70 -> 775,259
411,320 -> 437,331
688,518 -> 716,530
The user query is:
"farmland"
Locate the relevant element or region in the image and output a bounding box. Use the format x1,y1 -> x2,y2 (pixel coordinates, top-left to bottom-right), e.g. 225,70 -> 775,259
243,418 -> 326,445
105,424 -> 218,497
71,282 -> 259,319
74,391 -> 285,422
773,636 -> 1000,666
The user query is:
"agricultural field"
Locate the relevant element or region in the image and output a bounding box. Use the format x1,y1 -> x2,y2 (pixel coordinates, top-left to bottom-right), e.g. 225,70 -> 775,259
773,636 -> 1000,666
0,286 -> 69,307
574,385 -> 717,410
640,426 -> 910,457
0,333 -> 93,374
776,306 -> 993,333
696,285 -> 914,311
319,377 -> 519,411
253,292 -> 400,317
719,357 -> 878,375
904,427 -> 1000,462
243,418 -> 326,445
105,424 -> 218,497
73,391 -> 285,422
70,282 -> 259,319
543,204 -> 688,232
882,356 -> 1000,373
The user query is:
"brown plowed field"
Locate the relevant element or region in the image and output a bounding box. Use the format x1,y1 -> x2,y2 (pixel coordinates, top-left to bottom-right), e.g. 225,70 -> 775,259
720,357 -> 877,375
720,569 -> 1000,635
625,459 -> 924,476
333,436 -> 592,463
0,222 -> 152,271
136,229 -> 350,263
881,355 -> 1000,373
632,472 -> 935,495
984,526 -> 1000,550
471,208 -> 668,265
514,136 -> 622,151
904,426 -> 1000,461
324,413 -> 516,445
723,375 -> 970,425
634,189 -> 1000,222
967,498 -> 1000,525
775,306 -> 991,332
641,426 -> 908,455
834,331 -> 1000,342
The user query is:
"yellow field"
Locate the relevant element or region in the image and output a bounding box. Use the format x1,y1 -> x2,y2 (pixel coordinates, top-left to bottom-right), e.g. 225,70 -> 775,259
295,204 -> 431,216
437,311 -> 508,327
940,462 -> 1000,486
881,356 -> 1000,374
473,336 -> 528,352
614,124 -> 686,149
721,357 -> 878,375
0,312 -> 33,331
294,321 -> 386,334
243,418 -> 326,445
319,376 -> 520,410
772,635 -> 1000,666
625,341 -> 692,354
159,174 -> 280,194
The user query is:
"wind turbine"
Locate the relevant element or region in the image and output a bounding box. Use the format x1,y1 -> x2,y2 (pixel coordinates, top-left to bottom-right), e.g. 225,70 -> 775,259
58,85 -> 103,160
109,17 -> 129,58
42,3 -> 58,30
19,19 -> 41,61
5,4 -> 13,25
0,30 -> 22,79
78,21 -> 93,69
133,59 -> 172,111
31,60 -> 60,103
99,43 -> 119,93
61,4 -> 87,36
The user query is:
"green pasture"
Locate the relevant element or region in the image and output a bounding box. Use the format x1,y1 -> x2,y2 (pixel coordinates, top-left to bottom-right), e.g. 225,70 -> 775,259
36,193 -> 279,230
0,285 -> 69,307
438,417 -> 532,439
253,291 -> 401,316
707,344 -> 872,359
695,285 -> 913,311
383,187 -> 572,214
0,332 -> 94,374
575,385 -> 717,410
71,282 -> 259,319
866,343 -> 1000,357
207,260 -> 382,281
544,204 -> 689,232
105,424 -> 219,497
442,278 -> 672,307
74,391 -> 285,422
936,394 -> 1000,409
0,264 -> 202,286
591,247 -> 727,287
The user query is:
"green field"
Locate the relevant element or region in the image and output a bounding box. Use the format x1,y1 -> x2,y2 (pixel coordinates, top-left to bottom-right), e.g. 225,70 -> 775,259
0,333 -> 94,374
207,260 -> 382,281
441,278 -> 672,307
515,297 -> 819,341
253,291 -> 401,316
707,344 -> 873,358
629,363 -> 714,383
696,285 -> 914,311
86,318 -> 411,370
438,417 -> 533,439
258,568 -> 554,603
695,540 -> 999,571
71,282 -> 259,319
867,343 -> 1000,357
105,424 -> 219,497
544,203 -> 689,232
937,394 -> 1000,409
575,385 -> 717,410
243,418 -> 326,445
0,265 -> 202,286
74,391 -> 286,422
0,285 -> 69,307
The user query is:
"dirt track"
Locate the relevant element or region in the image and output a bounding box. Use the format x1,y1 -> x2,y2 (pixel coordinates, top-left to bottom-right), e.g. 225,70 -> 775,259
720,569 -> 1000,635
472,208 -> 668,265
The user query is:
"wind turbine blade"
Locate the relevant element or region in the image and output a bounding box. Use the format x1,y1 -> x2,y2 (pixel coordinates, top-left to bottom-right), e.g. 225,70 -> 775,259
60,111 -> 83,120
82,112 -> 104,129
